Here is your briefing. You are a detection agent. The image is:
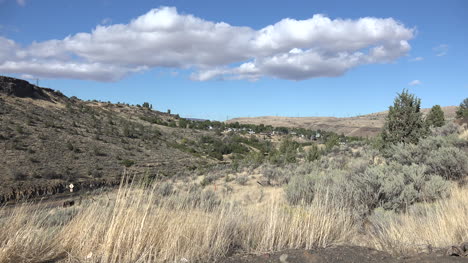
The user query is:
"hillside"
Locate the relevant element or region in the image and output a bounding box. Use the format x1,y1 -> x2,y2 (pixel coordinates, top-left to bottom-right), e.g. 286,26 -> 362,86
0,76 -> 221,203
228,107 -> 458,137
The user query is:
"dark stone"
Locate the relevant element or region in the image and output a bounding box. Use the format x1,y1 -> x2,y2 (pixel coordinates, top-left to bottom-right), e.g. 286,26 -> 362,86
0,75 -> 64,100
446,246 -> 462,256
62,200 -> 75,208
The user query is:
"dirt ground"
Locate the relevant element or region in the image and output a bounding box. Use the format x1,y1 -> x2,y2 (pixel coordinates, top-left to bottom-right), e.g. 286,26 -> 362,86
221,246 -> 468,263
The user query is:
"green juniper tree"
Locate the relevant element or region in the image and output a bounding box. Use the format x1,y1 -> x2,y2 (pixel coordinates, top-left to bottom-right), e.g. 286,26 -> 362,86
381,89 -> 428,145
455,98 -> 468,119
425,105 -> 445,127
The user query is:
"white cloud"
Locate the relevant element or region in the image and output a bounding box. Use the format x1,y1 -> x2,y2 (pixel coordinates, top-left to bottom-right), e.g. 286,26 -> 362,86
16,0 -> 25,6
433,44 -> 448,56
0,7 -> 414,82
20,74 -> 34,79
409,56 -> 424,62
101,18 -> 112,25
408,80 -> 422,86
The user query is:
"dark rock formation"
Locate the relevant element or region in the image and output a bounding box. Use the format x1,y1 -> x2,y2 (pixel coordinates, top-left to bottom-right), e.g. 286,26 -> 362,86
0,75 -> 65,100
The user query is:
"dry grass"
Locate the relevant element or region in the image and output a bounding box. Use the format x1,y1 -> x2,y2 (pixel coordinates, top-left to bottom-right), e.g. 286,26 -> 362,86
1,176 -> 467,262
0,180 -> 356,263
367,186 -> 468,254
0,205 -> 63,262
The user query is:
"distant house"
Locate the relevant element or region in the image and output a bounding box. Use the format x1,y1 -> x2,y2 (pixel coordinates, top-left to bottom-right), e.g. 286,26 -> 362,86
311,132 -> 321,141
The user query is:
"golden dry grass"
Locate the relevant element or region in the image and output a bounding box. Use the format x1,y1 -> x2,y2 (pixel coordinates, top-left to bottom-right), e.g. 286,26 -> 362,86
367,186 -> 468,254
0,180 -> 356,263
1,179 -> 467,262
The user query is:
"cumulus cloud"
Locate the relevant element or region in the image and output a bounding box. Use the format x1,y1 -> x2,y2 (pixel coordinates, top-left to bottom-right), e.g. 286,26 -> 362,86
0,7 -> 414,82
433,44 -> 448,56
408,80 -> 422,86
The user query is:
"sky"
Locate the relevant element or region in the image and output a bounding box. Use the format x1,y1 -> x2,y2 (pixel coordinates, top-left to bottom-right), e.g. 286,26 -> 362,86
0,0 -> 467,120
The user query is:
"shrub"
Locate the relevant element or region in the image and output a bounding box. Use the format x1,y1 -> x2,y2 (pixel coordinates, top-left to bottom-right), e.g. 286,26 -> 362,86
431,122 -> 459,137
15,125 -> 24,134
43,171 -> 63,180
12,171 -> 28,181
92,146 -> 106,156
386,135 -> 468,182
306,144 -> 321,162
284,173 -> 318,205
261,164 -> 295,185
425,147 -> 468,181
286,162 -> 451,214
199,189 -> 221,211
355,163 -> 450,211
235,175 -> 248,185
121,159 -> 135,167
200,174 -> 219,187
157,182 -> 174,197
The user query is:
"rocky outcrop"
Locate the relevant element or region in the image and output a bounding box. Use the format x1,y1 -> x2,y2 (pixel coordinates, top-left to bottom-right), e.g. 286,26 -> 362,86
0,75 -> 66,100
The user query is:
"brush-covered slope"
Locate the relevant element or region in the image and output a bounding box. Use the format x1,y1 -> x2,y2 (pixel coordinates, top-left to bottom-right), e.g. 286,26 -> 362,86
0,76 -> 217,202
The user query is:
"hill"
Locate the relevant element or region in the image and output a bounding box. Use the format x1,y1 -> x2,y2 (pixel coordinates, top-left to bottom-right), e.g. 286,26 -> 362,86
0,76 -> 222,203
228,107 -> 458,137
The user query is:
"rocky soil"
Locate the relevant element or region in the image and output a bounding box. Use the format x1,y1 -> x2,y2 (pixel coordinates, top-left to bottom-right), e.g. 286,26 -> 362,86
222,245 -> 468,263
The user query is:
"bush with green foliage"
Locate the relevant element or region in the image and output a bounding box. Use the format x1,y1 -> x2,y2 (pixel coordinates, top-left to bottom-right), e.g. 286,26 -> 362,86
455,98 -> 468,119
381,89 -> 428,146
278,137 -> 300,163
285,161 -> 451,214
306,144 -> 321,162
386,126 -> 468,181
355,163 -> 450,211
431,122 -> 460,136
425,105 -> 445,127
425,147 -> 468,181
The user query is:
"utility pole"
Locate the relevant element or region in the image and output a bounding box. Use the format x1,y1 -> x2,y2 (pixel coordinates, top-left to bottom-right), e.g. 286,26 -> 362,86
36,78 -> 39,87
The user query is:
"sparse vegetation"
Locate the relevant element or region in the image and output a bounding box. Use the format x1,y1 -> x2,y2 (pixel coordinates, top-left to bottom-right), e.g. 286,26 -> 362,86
1,76 -> 467,262
120,159 -> 135,167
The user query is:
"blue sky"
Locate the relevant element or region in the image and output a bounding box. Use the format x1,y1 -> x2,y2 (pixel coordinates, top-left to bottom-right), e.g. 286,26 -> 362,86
0,0 -> 467,120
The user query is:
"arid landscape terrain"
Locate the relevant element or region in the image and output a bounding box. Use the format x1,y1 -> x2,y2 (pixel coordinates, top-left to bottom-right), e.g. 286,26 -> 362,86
228,106 -> 458,138
1,76 -> 468,262
1,1 -> 468,261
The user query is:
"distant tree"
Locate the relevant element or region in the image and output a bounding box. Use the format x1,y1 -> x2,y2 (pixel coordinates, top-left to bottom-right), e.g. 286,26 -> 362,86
167,109 -> 171,114
142,102 -> 152,109
381,89 -> 428,145
426,105 -> 445,127
455,98 -> 468,119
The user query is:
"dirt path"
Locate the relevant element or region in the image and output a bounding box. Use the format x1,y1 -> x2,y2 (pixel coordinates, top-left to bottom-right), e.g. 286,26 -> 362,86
221,246 -> 468,263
